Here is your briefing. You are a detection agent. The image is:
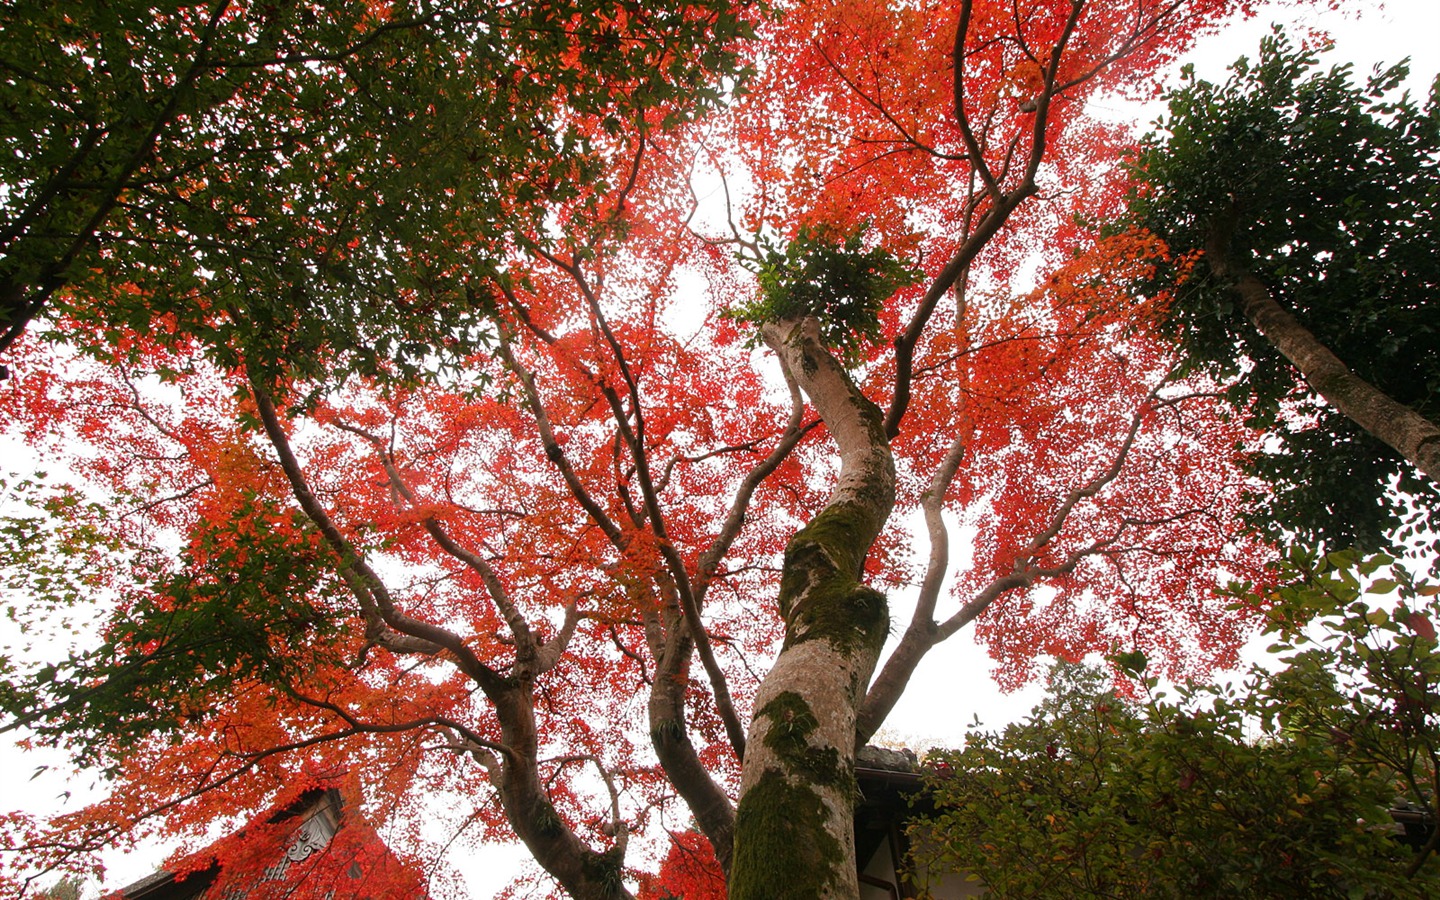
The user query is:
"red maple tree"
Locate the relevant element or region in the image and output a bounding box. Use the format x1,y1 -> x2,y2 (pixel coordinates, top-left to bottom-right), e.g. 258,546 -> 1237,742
1,1 -> 1288,897
638,831 -> 726,900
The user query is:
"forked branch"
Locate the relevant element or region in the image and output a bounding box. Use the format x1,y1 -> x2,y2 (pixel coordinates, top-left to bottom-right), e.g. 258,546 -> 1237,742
859,375 -> 1164,742
249,376 -> 506,695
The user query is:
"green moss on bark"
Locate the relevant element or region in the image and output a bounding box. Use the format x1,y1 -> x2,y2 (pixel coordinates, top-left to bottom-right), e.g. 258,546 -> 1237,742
776,502 -> 890,654
757,691 -> 854,792
783,500 -> 873,581
730,769 -> 845,900
790,581 -> 888,656
581,846 -> 626,899
535,798 -> 564,837
649,718 -> 685,744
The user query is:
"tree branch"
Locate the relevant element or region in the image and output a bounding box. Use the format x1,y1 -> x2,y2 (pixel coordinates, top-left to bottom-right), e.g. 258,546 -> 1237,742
1208,217 -> 1440,483
249,376 -> 507,694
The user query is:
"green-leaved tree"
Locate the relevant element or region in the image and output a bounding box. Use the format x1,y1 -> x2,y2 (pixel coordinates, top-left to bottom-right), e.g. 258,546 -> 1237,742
912,550 -> 1440,897
1127,32 -> 1440,550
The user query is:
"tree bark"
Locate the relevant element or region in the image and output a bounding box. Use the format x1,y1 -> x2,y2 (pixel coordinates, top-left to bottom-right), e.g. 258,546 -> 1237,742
729,317 -> 896,900
490,686 -> 633,900
1206,228 -> 1440,483
648,607 -> 738,873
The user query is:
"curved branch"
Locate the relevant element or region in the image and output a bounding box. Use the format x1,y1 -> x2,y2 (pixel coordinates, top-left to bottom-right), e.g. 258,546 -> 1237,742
327,417 -> 542,664
249,376 -> 507,695
860,375 -> 1162,741
536,601 -> 581,674
494,328 -> 627,548
693,355 -> 814,599
951,0 -> 1002,201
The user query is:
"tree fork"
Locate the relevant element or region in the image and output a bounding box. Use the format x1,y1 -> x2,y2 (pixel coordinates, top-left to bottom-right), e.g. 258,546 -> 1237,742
490,687 -> 635,900
252,378 -> 631,900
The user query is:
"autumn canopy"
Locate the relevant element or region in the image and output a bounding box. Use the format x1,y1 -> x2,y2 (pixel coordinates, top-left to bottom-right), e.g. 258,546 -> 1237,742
4,0 -> 1416,897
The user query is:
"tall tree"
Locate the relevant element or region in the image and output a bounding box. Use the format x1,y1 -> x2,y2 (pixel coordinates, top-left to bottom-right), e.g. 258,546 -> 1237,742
1126,31 -> 1440,550
2,1 -> 1289,897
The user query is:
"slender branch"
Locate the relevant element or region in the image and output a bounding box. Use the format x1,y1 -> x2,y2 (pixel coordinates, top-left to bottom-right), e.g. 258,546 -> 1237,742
123,478 -> 215,519
288,688 -> 510,757
815,41 -> 966,161
860,374 -> 1162,742
494,327 -> 627,547
328,417 -> 542,664
951,0 -> 1002,200
541,260 -> 752,758
693,358 -> 813,599
249,376 -> 507,694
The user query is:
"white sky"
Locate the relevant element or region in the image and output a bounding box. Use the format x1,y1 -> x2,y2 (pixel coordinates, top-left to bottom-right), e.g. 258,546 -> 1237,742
3,0 -> 1437,896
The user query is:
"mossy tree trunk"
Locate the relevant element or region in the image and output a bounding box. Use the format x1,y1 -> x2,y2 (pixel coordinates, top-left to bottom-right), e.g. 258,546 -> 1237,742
729,317 -> 896,900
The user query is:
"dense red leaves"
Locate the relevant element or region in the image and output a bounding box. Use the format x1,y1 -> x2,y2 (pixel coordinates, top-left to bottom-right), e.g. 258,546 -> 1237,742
94,777 -> 427,900
721,0 -> 1268,683
926,233 -> 1262,684
0,0 -> 1294,895
637,830 -> 726,900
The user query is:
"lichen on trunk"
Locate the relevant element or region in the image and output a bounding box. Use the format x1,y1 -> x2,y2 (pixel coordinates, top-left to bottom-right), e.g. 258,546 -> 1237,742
730,317 -> 896,900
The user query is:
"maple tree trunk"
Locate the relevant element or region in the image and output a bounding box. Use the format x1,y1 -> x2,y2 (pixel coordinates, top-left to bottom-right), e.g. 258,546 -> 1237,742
729,317 -> 896,900
491,685 -> 633,900
1207,228 -> 1440,483
648,614 -> 738,871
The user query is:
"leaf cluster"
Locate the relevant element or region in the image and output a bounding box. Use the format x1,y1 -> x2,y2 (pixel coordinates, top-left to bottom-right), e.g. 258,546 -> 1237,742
0,485 -> 348,774
1255,548 -> 1440,867
1124,30 -> 1440,549
727,223 -> 919,362
911,556 -> 1440,899
2,0 -> 759,386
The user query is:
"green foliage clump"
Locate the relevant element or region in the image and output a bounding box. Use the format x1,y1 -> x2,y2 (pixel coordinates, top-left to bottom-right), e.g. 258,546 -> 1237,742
729,224 -> 919,362
1257,547 -> 1440,873
1125,30 -> 1440,550
0,480 -> 347,774
0,0 -> 759,386
911,552 -> 1440,897
34,877 -> 82,900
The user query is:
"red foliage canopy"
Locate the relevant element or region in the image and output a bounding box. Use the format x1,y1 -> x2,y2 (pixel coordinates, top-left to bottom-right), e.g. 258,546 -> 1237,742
0,0 -> 1289,896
